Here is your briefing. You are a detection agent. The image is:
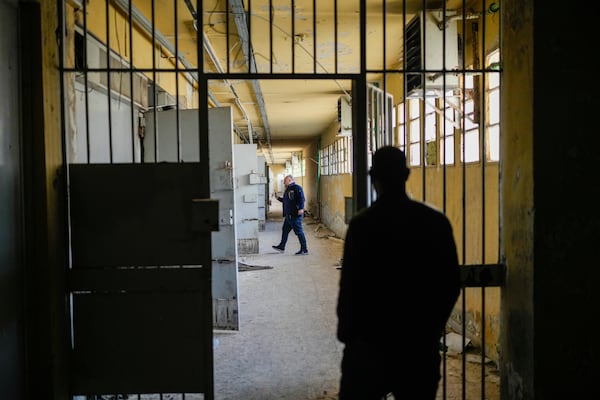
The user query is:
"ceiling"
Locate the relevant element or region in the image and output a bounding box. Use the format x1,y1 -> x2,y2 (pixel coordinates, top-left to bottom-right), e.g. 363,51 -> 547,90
113,0 -> 460,165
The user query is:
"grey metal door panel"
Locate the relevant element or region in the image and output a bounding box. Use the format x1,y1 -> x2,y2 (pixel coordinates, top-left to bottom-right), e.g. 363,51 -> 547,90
72,81 -> 141,164
69,163 -> 217,267
70,271 -> 209,394
143,109 -> 200,163
145,108 -> 240,330
207,108 -> 239,330
68,162 -> 217,396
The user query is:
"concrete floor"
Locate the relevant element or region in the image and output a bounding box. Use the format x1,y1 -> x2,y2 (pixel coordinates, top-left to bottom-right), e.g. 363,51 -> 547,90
211,203 -> 501,400
213,204 -> 344,400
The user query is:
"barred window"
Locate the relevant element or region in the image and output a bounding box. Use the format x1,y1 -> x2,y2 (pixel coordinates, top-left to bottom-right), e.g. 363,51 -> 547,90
321,136 -> 352,176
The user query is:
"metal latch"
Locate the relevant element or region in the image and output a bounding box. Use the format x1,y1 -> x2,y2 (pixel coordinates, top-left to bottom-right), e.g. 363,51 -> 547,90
191,198 -> 219,232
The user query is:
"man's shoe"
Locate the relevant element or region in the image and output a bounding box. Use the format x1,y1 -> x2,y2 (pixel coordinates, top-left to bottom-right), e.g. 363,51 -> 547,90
272,245 -> 285,252
295,249 -> 309,255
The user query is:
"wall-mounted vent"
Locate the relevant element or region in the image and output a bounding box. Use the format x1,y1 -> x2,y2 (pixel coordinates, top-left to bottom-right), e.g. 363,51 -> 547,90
405,10 -> 459,98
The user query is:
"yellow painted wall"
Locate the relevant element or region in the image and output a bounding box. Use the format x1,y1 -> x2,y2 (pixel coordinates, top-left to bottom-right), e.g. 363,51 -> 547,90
407,163 -> 501,359
315,119 -> 353,238
298,141 -> 319,217
270,164 -> 286,194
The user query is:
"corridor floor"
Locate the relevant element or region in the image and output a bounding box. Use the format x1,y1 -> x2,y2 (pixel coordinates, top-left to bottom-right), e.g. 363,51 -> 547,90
213,207 -> 344,400
211,205 -> 500,400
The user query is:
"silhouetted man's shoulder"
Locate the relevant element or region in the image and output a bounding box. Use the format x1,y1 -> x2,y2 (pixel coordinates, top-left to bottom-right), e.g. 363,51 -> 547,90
347,196 -> 453,234
345,205 -> 380,233
409,198 -> 450,217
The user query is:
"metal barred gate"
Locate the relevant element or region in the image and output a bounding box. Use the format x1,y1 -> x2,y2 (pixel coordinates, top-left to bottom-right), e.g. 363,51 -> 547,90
58,1 -> 504,399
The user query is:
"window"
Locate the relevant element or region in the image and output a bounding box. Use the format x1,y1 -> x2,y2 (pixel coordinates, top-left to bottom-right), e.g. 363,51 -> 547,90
320,136 -> 352,176
367,83 -> 394,148
424,100 -> 437,166
339,136 -> 352,173
486,50 -> 500,162
396,103 -> 406,153
286,152 -> 305,177
408,98 -> 421,166
460,74 -> 480,163
331,141 -> 338,175
320,147 -> 330,176
440,100 -> 456,165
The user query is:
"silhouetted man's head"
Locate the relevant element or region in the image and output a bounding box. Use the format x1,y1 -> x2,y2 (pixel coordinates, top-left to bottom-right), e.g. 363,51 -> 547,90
369,146 -> 410,193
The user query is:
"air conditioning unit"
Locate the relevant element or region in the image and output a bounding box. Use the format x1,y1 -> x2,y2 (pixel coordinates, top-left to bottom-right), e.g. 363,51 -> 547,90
337,96 -> 352,136
405,10 -> 459,98
156,91 -> 176,107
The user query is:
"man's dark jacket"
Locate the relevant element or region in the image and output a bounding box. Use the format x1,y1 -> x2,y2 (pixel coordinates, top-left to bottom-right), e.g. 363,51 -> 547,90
337,191 -> 461,350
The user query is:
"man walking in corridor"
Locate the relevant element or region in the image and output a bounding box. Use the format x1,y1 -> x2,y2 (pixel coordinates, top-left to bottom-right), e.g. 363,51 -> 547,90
272,175 -> 309,255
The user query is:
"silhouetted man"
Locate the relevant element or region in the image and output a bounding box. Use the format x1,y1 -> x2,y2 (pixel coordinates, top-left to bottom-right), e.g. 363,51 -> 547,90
336,146 -> 461,399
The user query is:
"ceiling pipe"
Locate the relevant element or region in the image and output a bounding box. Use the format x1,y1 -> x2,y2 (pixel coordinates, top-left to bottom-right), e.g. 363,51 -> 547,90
436,12 -> 480,30
435,3 -> 499,31
229,0 -> 275,163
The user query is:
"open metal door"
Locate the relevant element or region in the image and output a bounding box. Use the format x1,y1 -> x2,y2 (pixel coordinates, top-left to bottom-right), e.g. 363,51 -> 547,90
207,108 -> 240,331
68,162 -> 217,397
145,107 -> 240,331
